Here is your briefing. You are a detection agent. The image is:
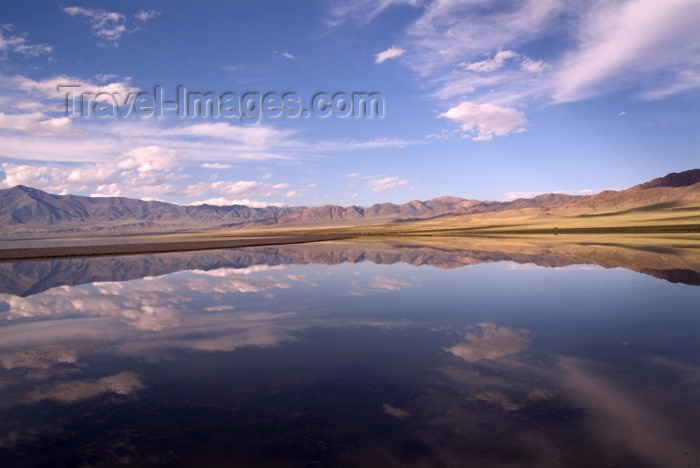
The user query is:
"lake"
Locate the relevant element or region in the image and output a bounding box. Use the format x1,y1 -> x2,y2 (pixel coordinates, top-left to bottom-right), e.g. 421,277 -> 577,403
0,237 -> 698,467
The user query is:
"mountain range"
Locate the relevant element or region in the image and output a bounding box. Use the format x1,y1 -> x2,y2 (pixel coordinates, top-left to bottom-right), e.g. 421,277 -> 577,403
1,169 -> 699,237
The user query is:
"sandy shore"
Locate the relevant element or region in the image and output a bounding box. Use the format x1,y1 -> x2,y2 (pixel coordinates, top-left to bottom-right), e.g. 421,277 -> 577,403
0,235 -> 351,262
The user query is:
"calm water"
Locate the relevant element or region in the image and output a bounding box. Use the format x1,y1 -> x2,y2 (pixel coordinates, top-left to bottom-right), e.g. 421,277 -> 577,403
0,239 -> 698,467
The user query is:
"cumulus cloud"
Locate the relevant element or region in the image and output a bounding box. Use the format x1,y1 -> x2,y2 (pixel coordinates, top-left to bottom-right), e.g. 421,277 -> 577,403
0,112 -> 72,135
375,46 -> 405,64
438,101 -> 526,141
444,323 -> 530,362
0,144 -> 295,205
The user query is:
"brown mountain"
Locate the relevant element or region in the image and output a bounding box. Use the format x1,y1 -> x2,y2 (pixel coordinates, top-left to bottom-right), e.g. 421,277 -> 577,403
1,169 -> 698,236
0,185 -> 298,236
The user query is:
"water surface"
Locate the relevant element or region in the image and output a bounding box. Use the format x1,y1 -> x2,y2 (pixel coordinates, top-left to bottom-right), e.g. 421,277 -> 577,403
0,238 -> 698,467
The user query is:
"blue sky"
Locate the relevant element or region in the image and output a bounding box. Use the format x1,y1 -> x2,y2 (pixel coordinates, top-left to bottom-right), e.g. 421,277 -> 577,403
0,0 -> 698,207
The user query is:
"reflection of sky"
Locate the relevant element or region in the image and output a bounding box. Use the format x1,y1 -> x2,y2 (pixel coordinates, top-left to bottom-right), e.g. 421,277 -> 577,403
0,256 -> 698,466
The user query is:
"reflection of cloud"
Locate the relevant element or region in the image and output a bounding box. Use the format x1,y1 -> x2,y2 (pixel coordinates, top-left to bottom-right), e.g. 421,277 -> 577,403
648,356 -> 700,384
558,358 -> 694,467
27,371 -> 143,403
472,390 -> 522,411
0,345 -> 80,370
189,265 -> 285,276
527,388 -> 554,401
383,404 -> 410,419
445,323 -> 530,362
371,276 -> 412,291
1,268 -> 295,331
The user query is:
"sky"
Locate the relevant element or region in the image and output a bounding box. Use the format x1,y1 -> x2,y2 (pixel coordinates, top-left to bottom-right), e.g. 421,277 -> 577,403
0,0 -> 698,207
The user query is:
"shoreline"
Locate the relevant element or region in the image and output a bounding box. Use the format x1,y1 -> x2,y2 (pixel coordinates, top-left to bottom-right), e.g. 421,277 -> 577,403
0,235 -> 352,262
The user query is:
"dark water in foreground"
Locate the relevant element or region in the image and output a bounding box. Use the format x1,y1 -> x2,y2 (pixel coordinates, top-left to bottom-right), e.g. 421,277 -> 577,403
0,239 -> 698,467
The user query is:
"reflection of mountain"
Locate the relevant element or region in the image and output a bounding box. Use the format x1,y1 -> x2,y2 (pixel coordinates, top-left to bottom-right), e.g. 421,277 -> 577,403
0,237 -> 698,296
0,249 -> 305,297
251,239 -> 700,285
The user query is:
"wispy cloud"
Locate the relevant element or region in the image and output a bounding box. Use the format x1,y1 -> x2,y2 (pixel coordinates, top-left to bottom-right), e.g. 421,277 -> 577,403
462,50 -> 518,72
201,163 -> 232,170
348,173 -> 414,192
375,46 -> 405,64
134,10 -> 161,22
503,188 -> 597,200
367,176 -> 411,192
0,24 -> 52,58
62,6 -> 159,46
324,0 -> 422,27
552,0 -> 700,103
327,0 -> 700,138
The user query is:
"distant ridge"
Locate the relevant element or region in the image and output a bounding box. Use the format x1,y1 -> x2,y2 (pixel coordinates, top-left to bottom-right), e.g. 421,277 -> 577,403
636,169 -> 700,189
1,169 -> 698,236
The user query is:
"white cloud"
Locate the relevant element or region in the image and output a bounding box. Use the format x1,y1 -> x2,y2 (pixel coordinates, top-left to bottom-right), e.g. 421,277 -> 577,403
329,0 -> 700,137
189,198 -> 286,208
462,50 -> 518,72
503,188 -> 596,200
0,25 -> 52,57
325,0 -> 422,27
117,146 -> 183,172
0,145 -> 296,204
521,57 -> 549,73
438,101 -> 526,141
640,69 -> 700,100
62,6 -> 127,44
375,46 -> 405,64
367,176 -> 411,192
553,0 -> 700,102
0,112 -> 72,135
63,6 -> 160,46
134,10 -> 161,21
12,74 -> 136,100
281,52 -> 295,59
201,163 -> 232,169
